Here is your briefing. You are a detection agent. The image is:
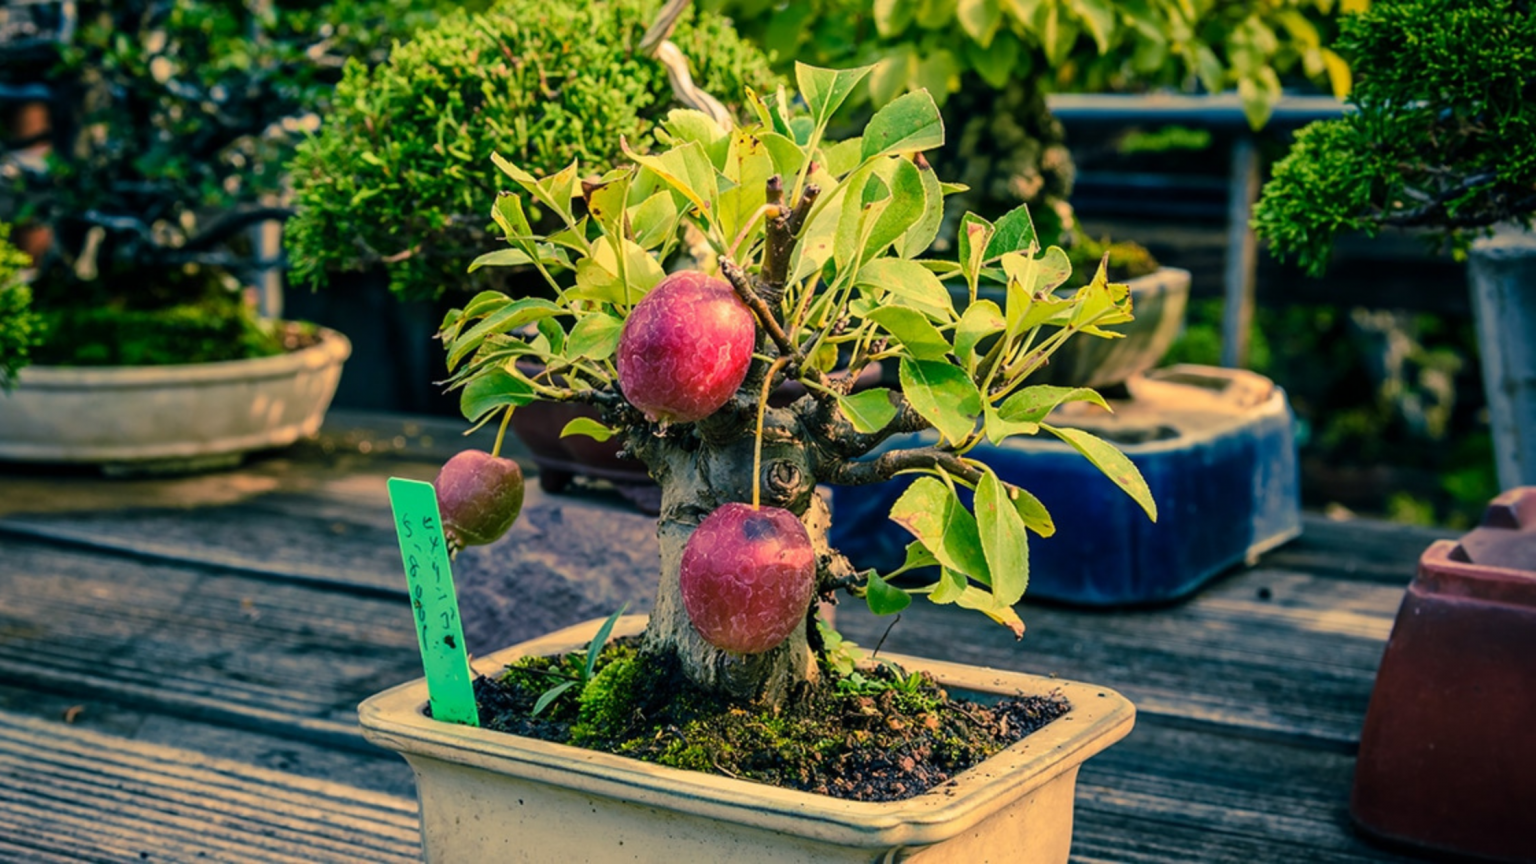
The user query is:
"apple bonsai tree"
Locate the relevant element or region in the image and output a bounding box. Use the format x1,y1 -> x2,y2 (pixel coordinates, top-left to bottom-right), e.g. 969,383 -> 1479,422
436,65 -> 1157,706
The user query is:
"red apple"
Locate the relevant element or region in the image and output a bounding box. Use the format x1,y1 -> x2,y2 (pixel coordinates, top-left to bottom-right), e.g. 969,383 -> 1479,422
679,503 -> 816,655
432,449 -> 524,548
617,270 -> 755,423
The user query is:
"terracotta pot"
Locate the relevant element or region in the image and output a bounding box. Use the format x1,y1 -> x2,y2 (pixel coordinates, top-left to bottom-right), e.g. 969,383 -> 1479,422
358,615 -> 1135,863
1351,486 -> 1536,863
0,326 -> 350,473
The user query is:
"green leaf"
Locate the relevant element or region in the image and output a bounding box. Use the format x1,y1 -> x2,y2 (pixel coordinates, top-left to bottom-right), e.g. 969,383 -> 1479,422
975,469 -> 1029,606
958,0 -> 1002,47
864,572 -> 912,615
1038,0 -> 1080,68
861,90 -> 945,160
630,192 -> 681,250
914,50 -> 961,103
1238,67 -> 1282,130
460,366 -> 537,422
565,239 -> 664,306
531,680 -> 576,717
661,109 -> 730,165
899,358 -> 982,445
838,388 -> 899,433
899,541 -> 940,571
953,584 -> 1025,638
719,130 -> 774,245
585,171 -> 633,240
982,402 -> 1039,444
965,29 -> 1019,89
585,604 -> 628,680
1042,423 -> 1158,521
758,131 -> 806,179
537,317 -> 565,357
560,417 -> 617,442
566,313 -> 624,361
998,385 -> 1111,424
467,245 -> 572,274
796,63 -> 874,130
1009,484 -> 1055,537
983,204 -> 1039,261
958,213 -> 994,285
869,307 -> 951,361
492,154 -> 579,228
888,477 -> 991,584
1036,245 -> 1073,292
834,170 -> 891,272
624,140 -> 719,224
459,291 -> 511,322
869,46 -> 917,106
861,158 -> 926,261
873,0 -> 916,36
1071,0 -> 1116,54
954,299 -> 1004,369
490,191 -> 532,241
447,298 -> 563,371
928,567 -> 967,604
821,137 -> 864,177
896,155 -> 945,258
854,258 -> 954,320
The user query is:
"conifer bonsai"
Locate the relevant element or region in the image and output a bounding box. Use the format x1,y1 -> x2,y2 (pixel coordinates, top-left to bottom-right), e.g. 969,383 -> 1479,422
1253,0 -> 1536,275
285,0 -> 779,302
439,67 -> 1157,705
0,0 -> 459,367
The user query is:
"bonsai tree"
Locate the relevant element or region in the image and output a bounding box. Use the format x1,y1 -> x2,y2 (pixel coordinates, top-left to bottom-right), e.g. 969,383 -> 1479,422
0,0 -> 462,366
438,66 -> 1157,705
714,0 -> 1352,246
0,225 -> 41,387
284,0 -> 779,302
1253,0 -> 1536,275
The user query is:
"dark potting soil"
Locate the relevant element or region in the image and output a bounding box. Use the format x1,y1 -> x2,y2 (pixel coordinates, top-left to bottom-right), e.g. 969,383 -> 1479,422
458,637 -> 1070,803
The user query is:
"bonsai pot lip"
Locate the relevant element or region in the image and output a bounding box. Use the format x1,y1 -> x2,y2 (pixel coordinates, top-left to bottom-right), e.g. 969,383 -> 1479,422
9,325 -> 352,390
1417,539 -> 1536,607
358,615 -> 1135,850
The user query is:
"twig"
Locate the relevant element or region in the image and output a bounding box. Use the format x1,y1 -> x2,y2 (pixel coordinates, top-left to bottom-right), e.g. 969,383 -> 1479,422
721,258 -> 796,357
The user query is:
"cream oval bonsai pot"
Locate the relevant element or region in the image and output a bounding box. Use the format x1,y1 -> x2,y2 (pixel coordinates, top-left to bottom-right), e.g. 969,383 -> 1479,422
0,326 -> 350,472
367,60 -> 1159,864
359,615 -> 1134,863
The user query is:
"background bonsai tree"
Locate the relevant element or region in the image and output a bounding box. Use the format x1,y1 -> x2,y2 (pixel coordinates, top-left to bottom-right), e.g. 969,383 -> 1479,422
1253,0 -> 1536,275
284,0 -> 779,302
442,66 -> 1156,705
0,0 -> 462,365
0,225 -> 40,386
713,0 -> 1353,247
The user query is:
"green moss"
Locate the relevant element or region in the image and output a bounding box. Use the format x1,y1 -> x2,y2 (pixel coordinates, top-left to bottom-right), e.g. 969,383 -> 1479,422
478,641 -> 1070,802
30,298 -> 289,367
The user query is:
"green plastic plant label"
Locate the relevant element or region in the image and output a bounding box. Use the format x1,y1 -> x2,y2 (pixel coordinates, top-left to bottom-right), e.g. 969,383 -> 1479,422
387,477 -> 479,726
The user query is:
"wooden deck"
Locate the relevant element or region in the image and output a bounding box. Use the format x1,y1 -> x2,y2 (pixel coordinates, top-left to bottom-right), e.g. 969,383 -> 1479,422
0,410 -> 1449,862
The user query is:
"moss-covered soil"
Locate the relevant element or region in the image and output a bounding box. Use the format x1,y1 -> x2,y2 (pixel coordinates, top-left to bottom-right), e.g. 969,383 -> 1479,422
468,637 -> 1070,803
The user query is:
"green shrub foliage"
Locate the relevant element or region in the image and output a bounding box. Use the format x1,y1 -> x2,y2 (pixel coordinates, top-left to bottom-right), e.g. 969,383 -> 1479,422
712,0 -> 1350,240
1254,0 -> 1536,275
0,227 -> 42,386
285,0 -> 779,301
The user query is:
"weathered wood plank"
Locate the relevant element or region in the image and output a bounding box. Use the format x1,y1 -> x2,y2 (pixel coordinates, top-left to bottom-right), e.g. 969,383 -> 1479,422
0,709 -> 419,864
1072,722 -> 1415,862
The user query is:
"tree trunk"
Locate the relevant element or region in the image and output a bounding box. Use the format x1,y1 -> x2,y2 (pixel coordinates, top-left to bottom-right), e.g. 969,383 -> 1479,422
631,402 -> 831,706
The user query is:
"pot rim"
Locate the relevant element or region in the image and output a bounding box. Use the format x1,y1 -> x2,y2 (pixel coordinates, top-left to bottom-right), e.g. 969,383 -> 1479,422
358,615 -> 1135,850
10,324 -> 351,391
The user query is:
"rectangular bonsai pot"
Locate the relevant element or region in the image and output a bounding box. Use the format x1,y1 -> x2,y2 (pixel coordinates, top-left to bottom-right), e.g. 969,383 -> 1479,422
358,616 -> 1135,863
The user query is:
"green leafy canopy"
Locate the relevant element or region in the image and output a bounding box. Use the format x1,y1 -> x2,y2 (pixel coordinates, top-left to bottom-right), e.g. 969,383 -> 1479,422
443,68 -> 1154,639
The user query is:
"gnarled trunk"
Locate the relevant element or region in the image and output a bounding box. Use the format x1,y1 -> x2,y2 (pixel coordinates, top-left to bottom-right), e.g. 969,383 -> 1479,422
631,401 -> 837,706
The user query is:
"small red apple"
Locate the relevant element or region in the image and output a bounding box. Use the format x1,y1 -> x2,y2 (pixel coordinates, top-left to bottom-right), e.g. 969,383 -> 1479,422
432,449 -> 525,548
679,502 -> 816,655
617,270 -> 755,423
